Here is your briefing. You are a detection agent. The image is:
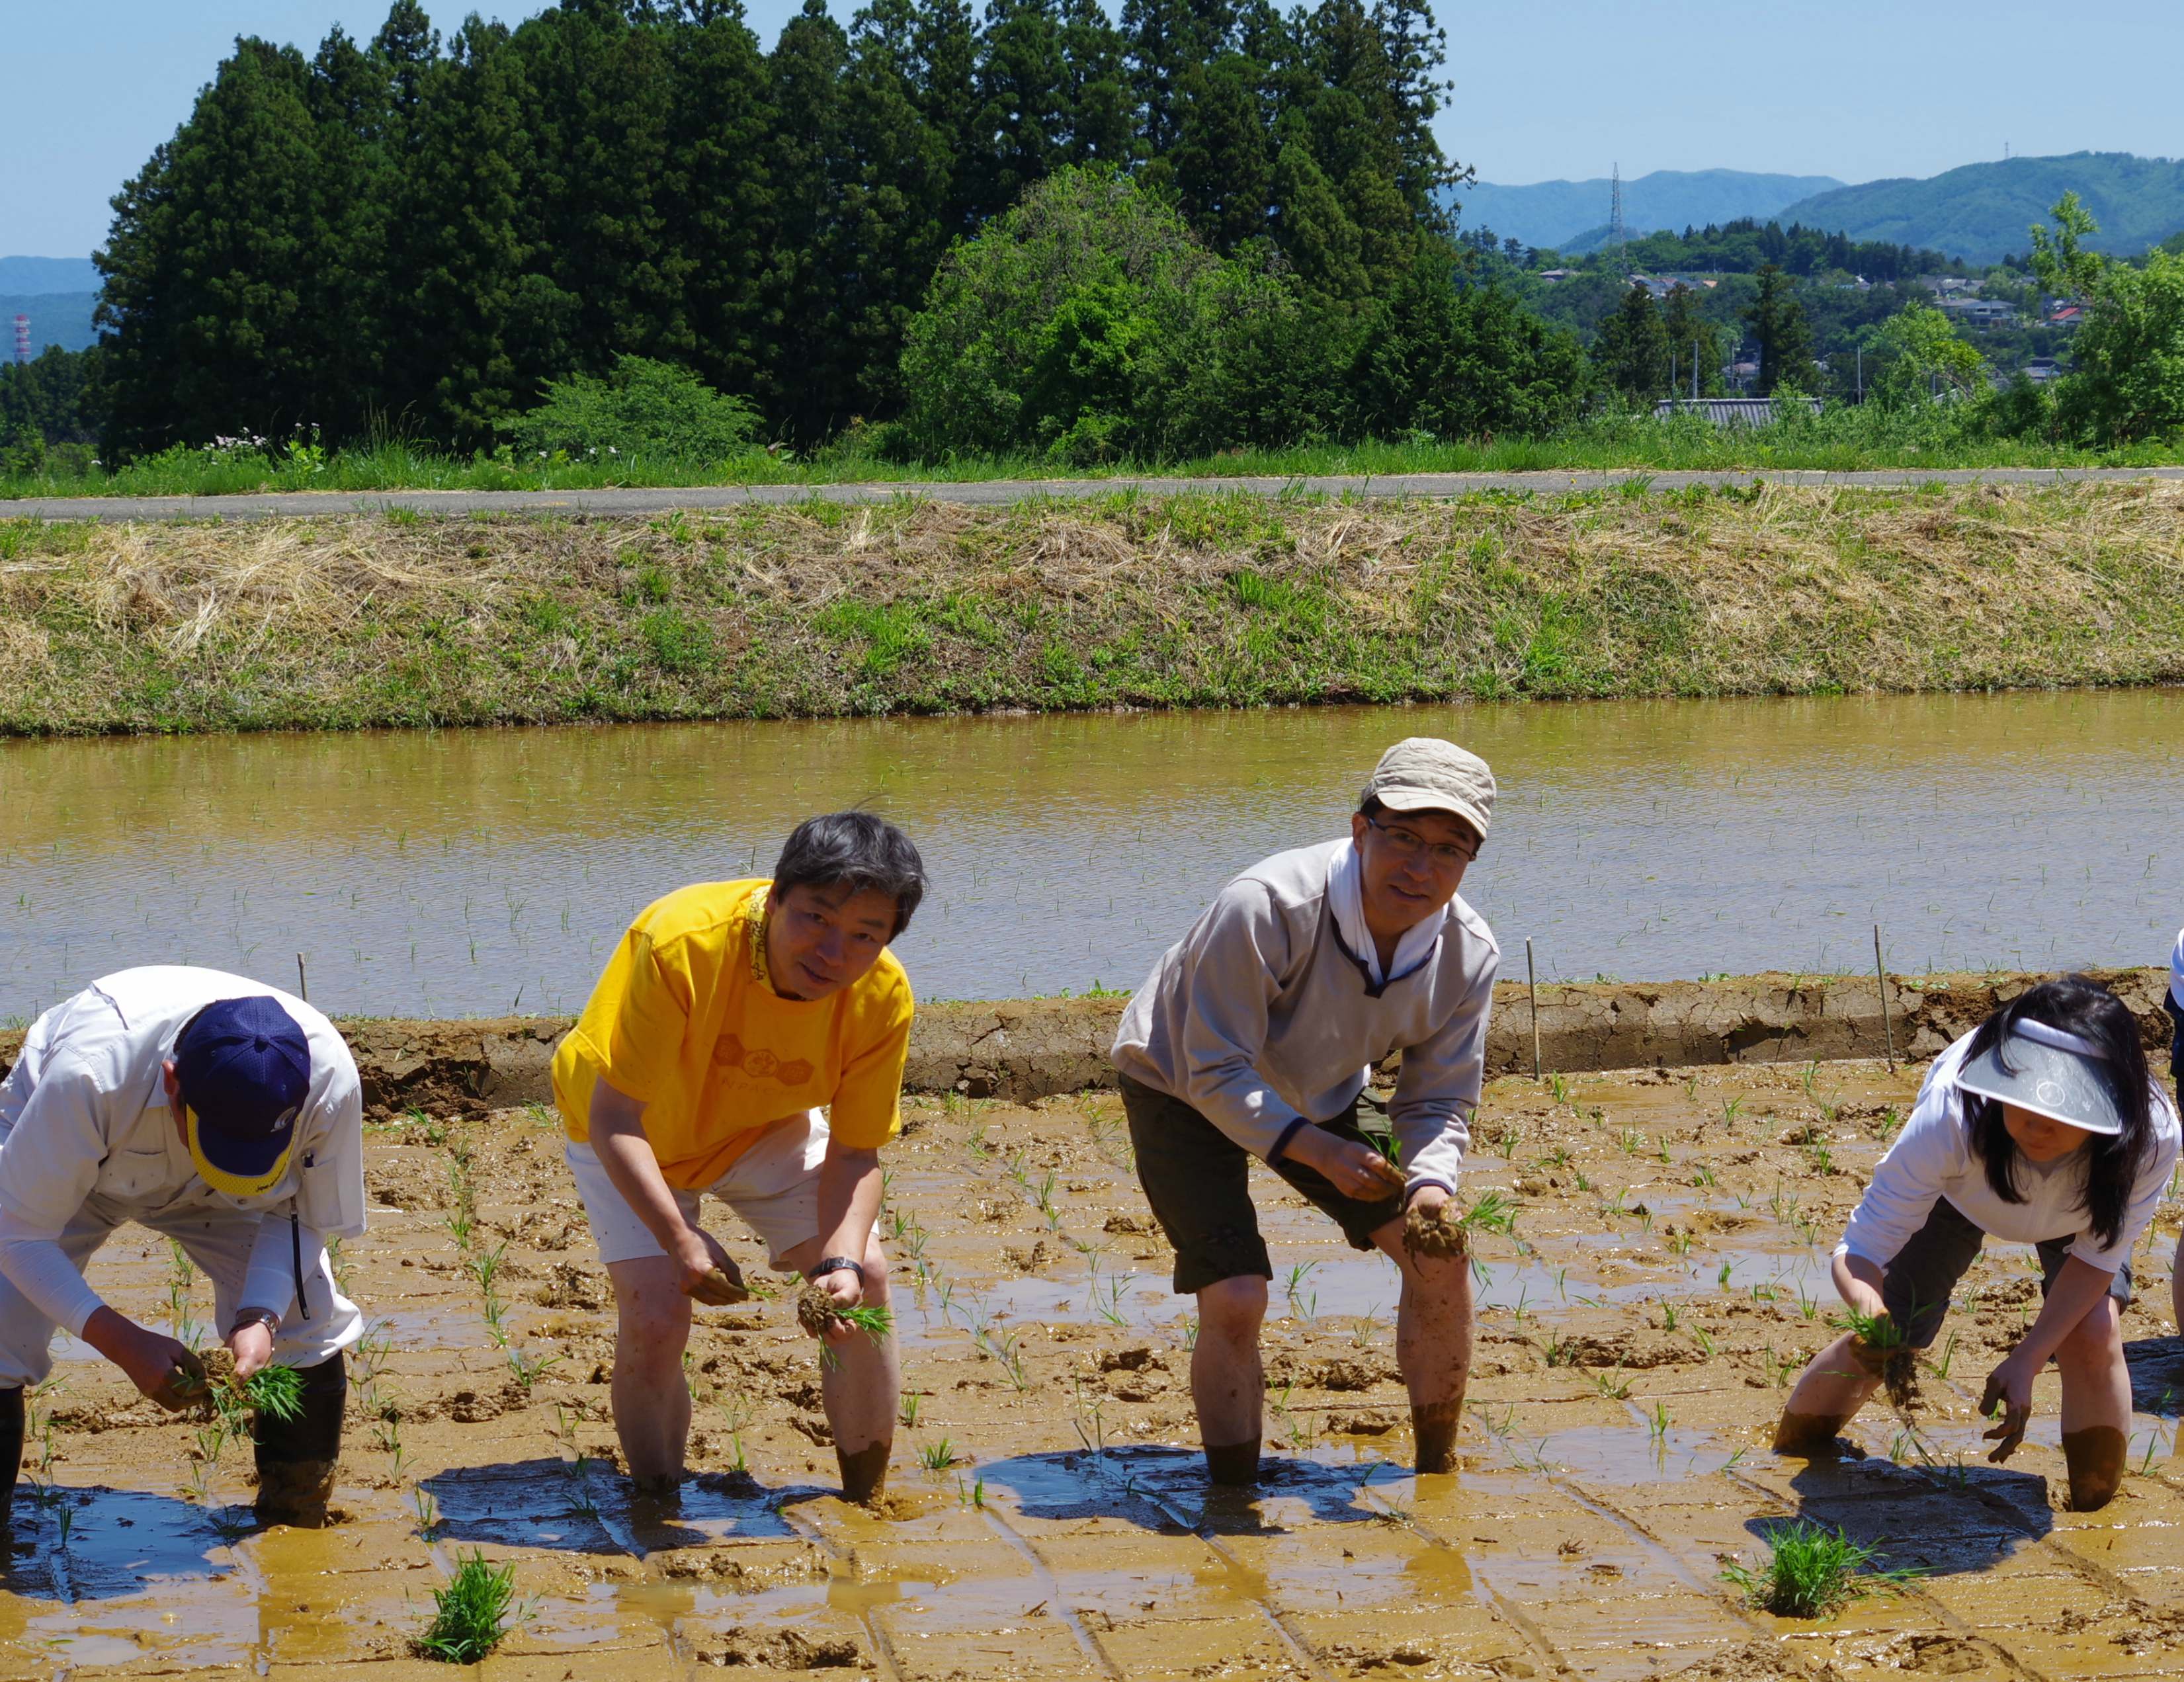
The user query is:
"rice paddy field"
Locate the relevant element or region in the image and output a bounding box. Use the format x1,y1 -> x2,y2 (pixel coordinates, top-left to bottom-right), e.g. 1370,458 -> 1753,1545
13,1053 -> 2184,1680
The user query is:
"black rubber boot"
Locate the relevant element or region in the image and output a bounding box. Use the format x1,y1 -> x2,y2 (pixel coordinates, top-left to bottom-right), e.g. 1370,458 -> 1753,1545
253,1354 -> 345,1527
0,1388 -> 20,1528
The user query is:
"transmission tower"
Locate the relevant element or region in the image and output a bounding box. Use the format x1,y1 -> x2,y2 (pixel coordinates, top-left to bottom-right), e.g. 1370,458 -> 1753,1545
1608,163 -> 1626,251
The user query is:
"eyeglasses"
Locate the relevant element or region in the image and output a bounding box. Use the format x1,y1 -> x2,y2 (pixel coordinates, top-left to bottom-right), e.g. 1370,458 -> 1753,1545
1365,813 -> 1478,869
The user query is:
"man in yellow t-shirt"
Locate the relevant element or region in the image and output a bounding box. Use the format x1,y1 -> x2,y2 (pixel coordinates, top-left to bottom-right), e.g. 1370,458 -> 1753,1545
552,812 -> 925,1502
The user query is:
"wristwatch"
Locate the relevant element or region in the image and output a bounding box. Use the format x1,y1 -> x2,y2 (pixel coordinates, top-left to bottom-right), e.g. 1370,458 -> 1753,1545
806,1256 -> 866,1284
228,1307 -> 280,1339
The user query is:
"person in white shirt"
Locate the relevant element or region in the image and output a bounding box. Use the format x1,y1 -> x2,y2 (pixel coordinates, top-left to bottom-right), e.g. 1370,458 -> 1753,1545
0,968 -> 366,1527
1773,976 -> 2178,1511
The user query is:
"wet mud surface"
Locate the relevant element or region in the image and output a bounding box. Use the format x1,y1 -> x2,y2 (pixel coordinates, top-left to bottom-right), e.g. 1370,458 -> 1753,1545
10,1055 -> 2184,1679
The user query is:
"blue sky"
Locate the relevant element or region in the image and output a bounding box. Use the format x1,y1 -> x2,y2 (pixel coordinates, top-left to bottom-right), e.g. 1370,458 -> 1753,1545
6,0 -> 2181,257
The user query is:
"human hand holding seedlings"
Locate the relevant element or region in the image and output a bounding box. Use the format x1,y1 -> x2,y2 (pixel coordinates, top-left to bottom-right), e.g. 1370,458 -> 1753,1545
82,1306 -> 206,1410
227,1315 -> 275,1382
1283,1124 -> 1406,1201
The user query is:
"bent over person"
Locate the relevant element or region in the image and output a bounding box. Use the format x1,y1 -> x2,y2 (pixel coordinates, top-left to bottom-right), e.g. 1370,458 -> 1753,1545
0,966 -> 366,1526
1112,739 -> 1499,1486
552,813 -> 925,1503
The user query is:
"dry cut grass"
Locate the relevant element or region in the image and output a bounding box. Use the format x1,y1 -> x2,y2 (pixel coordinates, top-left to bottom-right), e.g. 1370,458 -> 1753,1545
1,479 -> 2182,734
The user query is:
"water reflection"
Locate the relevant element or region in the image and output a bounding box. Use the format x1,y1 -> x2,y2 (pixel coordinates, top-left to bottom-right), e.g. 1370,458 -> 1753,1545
1,690 -> 2178,1019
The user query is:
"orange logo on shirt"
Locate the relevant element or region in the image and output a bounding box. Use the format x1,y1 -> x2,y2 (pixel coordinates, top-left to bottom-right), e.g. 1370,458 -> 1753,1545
714,1034 -> 813,1085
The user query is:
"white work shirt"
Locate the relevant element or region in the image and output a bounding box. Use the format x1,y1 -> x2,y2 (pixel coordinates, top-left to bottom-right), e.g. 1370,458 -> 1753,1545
1839,1029 -> 2179,1277
2169,925 -> 2183,1010
0,967 -> 365,1337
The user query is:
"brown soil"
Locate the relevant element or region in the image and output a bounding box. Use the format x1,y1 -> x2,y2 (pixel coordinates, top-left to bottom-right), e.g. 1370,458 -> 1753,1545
794,1281 -> 839,1337
13,1052 -> 2184,1680
9,966 -> 2170,1115
1400,1202 -> 1469,1262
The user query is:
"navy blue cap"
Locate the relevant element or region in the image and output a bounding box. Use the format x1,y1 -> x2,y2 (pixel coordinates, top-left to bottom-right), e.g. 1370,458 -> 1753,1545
174,997 -> 311,1189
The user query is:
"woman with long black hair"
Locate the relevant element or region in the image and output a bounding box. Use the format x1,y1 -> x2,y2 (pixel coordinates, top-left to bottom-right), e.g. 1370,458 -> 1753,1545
1773,975 -> 2179,1510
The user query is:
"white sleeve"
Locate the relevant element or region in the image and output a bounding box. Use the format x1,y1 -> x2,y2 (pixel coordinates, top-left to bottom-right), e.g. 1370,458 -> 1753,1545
1388,939 -> 1497,1197
2070,1086 -> 2181,1273
1838,1054 -> 1964,1269
240,1216 -> 328,1323
292,1073 -> 366,1241
1170,881 -> 1308,1163
2169,926 -> 2184,1009
0,1056 -> 114,1335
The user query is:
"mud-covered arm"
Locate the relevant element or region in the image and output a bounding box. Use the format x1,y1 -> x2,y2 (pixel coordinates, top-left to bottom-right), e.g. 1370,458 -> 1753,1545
0,1057 -> 114,1335
1838,1054 -> 1962,1270
1386,943 -> 1497,1200
1169,880 -> 1306,1163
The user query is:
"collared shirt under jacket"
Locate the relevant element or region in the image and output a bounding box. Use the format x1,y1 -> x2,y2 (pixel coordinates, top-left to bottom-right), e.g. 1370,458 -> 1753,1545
1110,839 -> 1499,1198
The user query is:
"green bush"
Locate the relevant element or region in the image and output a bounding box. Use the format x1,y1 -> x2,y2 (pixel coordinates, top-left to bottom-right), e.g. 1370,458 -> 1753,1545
507,357 -> 761,463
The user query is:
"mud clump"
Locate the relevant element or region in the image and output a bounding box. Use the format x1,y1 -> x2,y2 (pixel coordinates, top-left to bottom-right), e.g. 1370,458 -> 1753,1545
796,1282 -> 839,1337
1400,1201 -> 1468,1261
685,1262 -> 749,1307
714,1628 -> 864,1669
1849,1334 -> 1920,1413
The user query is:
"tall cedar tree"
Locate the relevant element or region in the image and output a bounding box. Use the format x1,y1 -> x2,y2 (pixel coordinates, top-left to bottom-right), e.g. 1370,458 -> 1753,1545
1746,263 -> 1818,397
97,0 -> 1480,455
1593,282 -> 1668,403
1659,282 -> 1722,398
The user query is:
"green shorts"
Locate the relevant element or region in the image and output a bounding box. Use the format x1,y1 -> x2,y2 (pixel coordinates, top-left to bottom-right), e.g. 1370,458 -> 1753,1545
1876,1195 -> 2131,1349
1118,1073 -> 1403,1295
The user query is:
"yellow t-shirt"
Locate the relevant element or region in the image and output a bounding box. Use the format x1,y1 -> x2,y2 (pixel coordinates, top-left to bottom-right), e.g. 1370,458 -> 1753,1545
552,878 -> 915,1189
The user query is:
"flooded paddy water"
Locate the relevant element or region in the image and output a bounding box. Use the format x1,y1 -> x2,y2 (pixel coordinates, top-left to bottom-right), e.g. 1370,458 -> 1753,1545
4,688 -> 2183,1021
9,1062 -> 2184,1680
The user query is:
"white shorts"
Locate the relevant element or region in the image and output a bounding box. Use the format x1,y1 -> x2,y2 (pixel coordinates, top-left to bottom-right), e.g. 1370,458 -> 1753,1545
565,1109 -> 829,1271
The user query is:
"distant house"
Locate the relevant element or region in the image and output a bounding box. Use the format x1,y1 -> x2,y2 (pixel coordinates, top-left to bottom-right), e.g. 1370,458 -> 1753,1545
1654,397 -> 1824,427
1939,298 -> 2017,328
1538,269 -> 1578,283
2046,302 -> 2085,327
1920,276 -> 1977,296
2022,357 -> 2065,384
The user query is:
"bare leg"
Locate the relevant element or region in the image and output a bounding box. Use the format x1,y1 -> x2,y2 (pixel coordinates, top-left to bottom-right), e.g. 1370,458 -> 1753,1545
782,1231 -> 900,1503
1773,1333 -> 1882,1452
605,1256 -> 694,1488
1193,1275 -> 1267,1484
2054,1295 -> 2130,1511
1370,1216 -> 1472,1473
2171,1240 -> 2183,1338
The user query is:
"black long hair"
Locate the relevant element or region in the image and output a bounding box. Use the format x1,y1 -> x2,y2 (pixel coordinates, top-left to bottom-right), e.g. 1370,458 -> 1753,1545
1960,975 -> 2158,1249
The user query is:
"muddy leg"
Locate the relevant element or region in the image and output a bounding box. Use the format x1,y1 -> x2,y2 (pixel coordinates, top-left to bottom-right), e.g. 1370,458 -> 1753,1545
818,1234 -> 899,1505
2172,1238 -> 2183,1342
2055,1295 -> 2130,1511
1194,1275 -> 1266,1484
253,1354 -> 345,1527
605,1256 -> 694,1490
1374,1214 -> 1472,1474
1773,1333 -> 1882,1453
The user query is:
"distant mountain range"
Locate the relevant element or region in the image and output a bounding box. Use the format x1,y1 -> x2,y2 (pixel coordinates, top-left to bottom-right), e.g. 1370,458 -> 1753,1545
0,257 -> 100,293
1454,171 -> 1846,249
1773,153 -> 2184,265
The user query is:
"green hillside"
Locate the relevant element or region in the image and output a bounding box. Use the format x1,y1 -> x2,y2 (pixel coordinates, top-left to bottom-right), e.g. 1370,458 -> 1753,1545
1777,152 -> 2184,264
0,294 -> 99,355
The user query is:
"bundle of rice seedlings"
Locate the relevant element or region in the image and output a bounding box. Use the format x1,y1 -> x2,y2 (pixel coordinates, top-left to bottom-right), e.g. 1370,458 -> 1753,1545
1720,1520 -> 1919,1618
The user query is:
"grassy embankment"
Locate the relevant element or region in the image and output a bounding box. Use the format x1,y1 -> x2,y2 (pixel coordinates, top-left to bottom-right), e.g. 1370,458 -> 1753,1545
4,415 -> 2184,502
2,479 -> 2182,735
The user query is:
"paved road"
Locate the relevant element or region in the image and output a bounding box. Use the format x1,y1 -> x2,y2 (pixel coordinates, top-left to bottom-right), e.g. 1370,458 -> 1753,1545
6,464 -> 2183,522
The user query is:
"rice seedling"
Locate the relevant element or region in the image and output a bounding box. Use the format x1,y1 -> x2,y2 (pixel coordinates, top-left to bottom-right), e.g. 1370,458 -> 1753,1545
1831,1305 -> 1919,1410
1719,1521 -> 1919,1619
1644,1400 -> 1671,1445
411,1484 -> 441,1536
415,1550 -> 520,1663
900,1393 -> 923,1429
1660,1302 -> 1679,1332
1494,1124 -> 1521,1160
919,1437 -> 959,1471
505,1346 -> 563,1391
1591,1367 -> 1632,1401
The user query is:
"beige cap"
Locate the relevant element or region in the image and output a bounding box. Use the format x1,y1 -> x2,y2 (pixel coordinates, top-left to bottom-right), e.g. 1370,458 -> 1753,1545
1363,737 -> 1495,839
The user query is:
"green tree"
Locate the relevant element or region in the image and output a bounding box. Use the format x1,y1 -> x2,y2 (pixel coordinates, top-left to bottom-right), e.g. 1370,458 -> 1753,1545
1591,282 -> 1667,403
2028,191 -> 2105,300
2057,250 -> 2184,444
1271,141 -> 1368,304
1865,301 -> 1987,408
1171,53 -> 1273,249
1744,263 -> 1816,396
1658,282 -> 1722,398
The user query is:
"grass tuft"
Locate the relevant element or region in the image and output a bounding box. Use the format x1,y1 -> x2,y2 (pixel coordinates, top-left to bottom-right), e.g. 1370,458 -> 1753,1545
415,1550 -> 519,1663
1720,1520 -> 1921,1619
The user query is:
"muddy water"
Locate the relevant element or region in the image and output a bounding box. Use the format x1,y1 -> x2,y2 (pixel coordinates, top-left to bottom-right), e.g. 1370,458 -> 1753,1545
3,689 -> 2181,1019
18,1060 -> 2184,1681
